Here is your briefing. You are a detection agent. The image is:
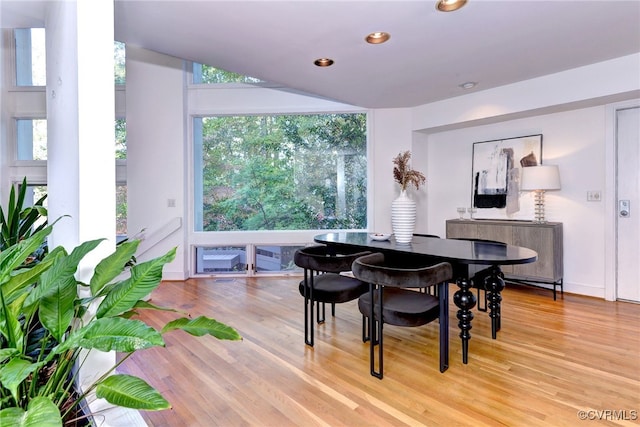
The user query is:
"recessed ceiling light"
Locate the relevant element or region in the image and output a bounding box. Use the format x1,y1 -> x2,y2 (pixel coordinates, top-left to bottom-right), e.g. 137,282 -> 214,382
436,0 -> 467,12
459,81 -> 477,89
365,32 -> 391,44
314,58 -> 334,67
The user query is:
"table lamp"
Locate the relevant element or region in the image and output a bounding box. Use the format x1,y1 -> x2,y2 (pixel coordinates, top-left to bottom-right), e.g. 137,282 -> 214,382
520,165 -> 561,223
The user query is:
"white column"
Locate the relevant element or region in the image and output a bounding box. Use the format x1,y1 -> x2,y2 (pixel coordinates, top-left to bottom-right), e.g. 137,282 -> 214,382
45,1 -> 142,425
46,0 -> 115,255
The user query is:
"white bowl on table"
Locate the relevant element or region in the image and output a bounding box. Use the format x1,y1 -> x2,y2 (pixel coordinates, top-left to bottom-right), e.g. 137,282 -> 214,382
369,233 -> 392,241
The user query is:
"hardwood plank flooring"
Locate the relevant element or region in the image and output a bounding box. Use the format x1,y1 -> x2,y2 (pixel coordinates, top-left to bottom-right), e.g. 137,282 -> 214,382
117,277 -> 640,426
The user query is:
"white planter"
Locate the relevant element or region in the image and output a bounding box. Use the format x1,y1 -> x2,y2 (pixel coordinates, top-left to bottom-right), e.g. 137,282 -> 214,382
391,190 -> 416,244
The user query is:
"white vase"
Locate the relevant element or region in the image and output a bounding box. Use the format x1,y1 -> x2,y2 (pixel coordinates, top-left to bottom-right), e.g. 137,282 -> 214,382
391,189 -> 416,244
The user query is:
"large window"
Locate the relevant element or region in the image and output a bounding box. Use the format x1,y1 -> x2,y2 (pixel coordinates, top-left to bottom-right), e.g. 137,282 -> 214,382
193,113 -> 367,231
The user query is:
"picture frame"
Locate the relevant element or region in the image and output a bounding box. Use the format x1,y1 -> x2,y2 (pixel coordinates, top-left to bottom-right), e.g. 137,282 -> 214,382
471,134 -> 543,220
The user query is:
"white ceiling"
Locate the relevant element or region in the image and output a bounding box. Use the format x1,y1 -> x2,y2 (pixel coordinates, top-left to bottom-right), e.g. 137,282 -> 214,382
3,1 -> 640,108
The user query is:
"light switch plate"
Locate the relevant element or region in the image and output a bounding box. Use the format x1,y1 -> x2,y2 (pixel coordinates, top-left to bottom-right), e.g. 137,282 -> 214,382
587,191 -> 601,201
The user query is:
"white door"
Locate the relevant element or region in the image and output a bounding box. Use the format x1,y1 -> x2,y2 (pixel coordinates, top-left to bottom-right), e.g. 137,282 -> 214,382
616,106 -> 640,302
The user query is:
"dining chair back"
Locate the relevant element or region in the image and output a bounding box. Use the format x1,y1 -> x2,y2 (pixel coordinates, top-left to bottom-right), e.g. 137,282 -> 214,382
352,252 -> 452,378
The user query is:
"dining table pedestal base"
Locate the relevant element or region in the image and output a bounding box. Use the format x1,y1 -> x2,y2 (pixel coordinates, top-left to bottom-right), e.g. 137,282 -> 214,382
452,277 -> 476,364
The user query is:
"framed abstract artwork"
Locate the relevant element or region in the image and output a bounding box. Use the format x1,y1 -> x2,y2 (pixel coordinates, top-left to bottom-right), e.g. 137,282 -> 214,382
471,134 -> 543,219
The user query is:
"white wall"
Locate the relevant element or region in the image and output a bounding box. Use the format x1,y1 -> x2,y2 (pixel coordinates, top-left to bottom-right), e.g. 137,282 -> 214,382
368,108 -> 413,234
126,46 -> 187,279
421,106 -> 609,297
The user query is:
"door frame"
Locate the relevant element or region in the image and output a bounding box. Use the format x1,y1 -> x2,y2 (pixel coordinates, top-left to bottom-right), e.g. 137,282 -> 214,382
604,99 -> 640,301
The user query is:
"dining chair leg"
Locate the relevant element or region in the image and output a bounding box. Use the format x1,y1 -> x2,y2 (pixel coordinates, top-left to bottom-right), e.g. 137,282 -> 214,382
317,301 -> 326,324
476,287 -> 487,312
438,281 -> 449,373
362,315 -> 369,342
369,284 -> 384,379
304,270 -> 314,347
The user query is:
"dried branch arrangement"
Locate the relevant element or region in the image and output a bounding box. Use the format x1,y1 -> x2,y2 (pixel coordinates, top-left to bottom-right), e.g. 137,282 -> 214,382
393,150 -> 426,191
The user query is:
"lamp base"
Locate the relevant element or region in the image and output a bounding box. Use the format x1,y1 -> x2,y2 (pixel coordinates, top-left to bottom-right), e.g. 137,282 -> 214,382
532,190 -> 547,223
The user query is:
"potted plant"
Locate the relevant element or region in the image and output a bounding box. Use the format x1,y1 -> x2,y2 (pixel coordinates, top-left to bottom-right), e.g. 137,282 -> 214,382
0,177 -> 48,264
391,151 -> 426,243
0,221 -> 241,425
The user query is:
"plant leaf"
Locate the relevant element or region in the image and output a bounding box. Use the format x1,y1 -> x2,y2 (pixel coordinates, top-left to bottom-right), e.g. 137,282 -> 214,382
35,240 -> 103,342
0,348 -> 19,363
38,275 -> 77,343
60,317 -> 165,353
0,293 -> 28,349
0,396 -> 62,427
0,225 -> 53,285
132,299 -> 181,312
96,248 -> 176,319
96,374 -> 170,410
89,240 -> 140,296
161,315 -> 242,341
1,254 -> 56,307
0,357 -> 41,404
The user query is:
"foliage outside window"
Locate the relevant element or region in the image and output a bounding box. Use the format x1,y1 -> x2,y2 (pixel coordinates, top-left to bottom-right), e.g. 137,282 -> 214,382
116,184 -> 127,236
114,41 -> 126,84
194,113 -> 367,231
192,63 -> 262,84
115,118 -> 126,159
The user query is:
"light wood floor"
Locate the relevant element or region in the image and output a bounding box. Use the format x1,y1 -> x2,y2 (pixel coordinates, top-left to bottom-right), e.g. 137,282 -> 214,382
118,277 -> 640,427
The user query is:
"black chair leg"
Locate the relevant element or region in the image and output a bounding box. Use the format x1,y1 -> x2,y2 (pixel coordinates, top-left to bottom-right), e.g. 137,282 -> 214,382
317,301 -> 326,324
362,315 -> 369,342
369,284 -> 383,379
304,270 -> 315,346
438,281 -> 449,373
304,287 -> 314,347
476,287 -> 487,312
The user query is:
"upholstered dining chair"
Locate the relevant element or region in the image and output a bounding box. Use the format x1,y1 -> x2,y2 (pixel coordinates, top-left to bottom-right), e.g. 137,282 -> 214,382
294,245 -> 371,347
352,252 -> 452,378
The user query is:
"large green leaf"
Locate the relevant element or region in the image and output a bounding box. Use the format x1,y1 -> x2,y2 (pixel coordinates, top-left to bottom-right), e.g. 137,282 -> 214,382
33,240 -> 103,342
96,374 -> 170,410
161,315 -> 242,341
1,254 -> 57,307
0,396 -> 62,427
0,357 -> 41,403
0,225 -> 53,285
0,292 -> 28,349
96,248 -> 176,319
21,247 -> 67,309
38,275 -> 77,343
89,240 -> 140,296
56,317 -> 164,354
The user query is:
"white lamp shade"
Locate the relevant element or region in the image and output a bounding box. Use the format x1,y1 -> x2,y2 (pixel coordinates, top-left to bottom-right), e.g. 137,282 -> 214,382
520,165 -> 561,191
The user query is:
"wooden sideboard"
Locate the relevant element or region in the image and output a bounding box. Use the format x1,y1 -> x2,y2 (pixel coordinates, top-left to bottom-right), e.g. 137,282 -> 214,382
446,219 -> 563,299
